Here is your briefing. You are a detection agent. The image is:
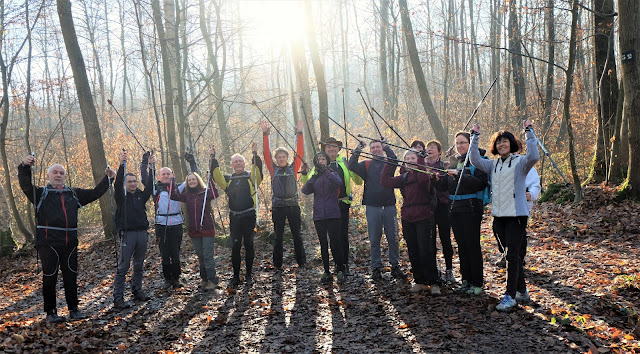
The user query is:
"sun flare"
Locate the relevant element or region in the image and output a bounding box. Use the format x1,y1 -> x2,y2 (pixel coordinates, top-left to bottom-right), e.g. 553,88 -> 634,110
239,0 -> 307,49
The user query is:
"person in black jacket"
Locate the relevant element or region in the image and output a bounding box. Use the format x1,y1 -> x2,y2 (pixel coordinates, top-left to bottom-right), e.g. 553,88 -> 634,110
18,155 -> 115,323
113,150 -> 153,310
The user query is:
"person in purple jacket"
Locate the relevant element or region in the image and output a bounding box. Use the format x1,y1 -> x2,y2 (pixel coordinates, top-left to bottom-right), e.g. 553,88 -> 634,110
301,152 -> 345,284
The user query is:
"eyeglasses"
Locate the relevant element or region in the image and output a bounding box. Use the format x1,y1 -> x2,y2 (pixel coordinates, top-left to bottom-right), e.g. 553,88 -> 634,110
456,141 -> 469,146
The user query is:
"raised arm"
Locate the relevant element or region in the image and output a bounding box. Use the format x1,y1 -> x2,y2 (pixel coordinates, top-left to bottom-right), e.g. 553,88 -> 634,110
293,120 -> 304,179
261,121 -> 275,177
380,162 -> 403,189
18,155 -> 41,204
348,141 -> 367,180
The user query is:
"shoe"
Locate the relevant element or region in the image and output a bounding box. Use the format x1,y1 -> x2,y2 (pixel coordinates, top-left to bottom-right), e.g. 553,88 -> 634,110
69,308 -> 86,320
336,271 -> 346,284
515,289 -> 530,302
444,269 -> 456,283
390,265 -> 407,280
245,275 -> 253,286
496,294 -> 517,312
114,298 -> 133,310
133,291 -> 150,301
408,283 -> 429,293
172,280 -> 183,289
495,256 -> 506,268
343,268 -> 353,276
466,286 -> 484,295
45,310 -> 65,323
430,284 -> 442,296
199,280 -> 209,289
454,280 -> 470,294
320,272 -> 332,284
204,281 -> 219,291
274,266 -> 283,274
228,276 -> 240,288
372,268 -> 382,281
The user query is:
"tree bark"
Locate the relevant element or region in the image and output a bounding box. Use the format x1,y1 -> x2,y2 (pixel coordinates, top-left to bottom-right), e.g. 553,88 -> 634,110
379,0 -> 390,120
398,0 -> 447,146
542,0 -> 555,133
305,0 -> 329,143
56,0 -> 115,236
509,0 -> 527,119
0,181 -> 15,256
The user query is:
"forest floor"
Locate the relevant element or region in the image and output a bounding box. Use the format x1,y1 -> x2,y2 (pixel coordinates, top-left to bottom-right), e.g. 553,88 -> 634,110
1,186 -> 639,353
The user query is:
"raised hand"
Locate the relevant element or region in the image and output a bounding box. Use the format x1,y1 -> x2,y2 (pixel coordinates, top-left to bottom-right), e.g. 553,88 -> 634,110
523,119 -> 534,130
471,123 -> 480,134
260,121 -> 270,134
105,167 -> 116,179
209,145 -> 216,158
295,120 -> 304,134
23,154 -> 36,166
251,142 -> 258,154
119,149 -> 128,164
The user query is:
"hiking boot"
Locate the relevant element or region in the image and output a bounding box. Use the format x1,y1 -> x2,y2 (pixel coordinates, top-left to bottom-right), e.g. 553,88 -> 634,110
430,284 -> 442,296
133,291 -> 150,301
320,272 -> 332,284
372,268 -> 382,281
390,265 -> 407,280
204,281 -> 219,291
228,276 -> 240,288
336,271 -> 346,284
45,310 -> 65,323
454,280 -> 470,294
343,267 -> 353,277
515,289 -> 530,302
496,294 -> 517,312
172,280 -> 183,289
245,275 -> 253,286
466,286 -> 484,295
408,283 -> 429,293
444,269 -> 456,284
495,256 -> 506,269
69,308 -> 87,320
114,298 -> 133,310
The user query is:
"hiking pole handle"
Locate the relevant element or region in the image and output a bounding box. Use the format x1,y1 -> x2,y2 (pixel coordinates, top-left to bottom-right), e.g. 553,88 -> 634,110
200,171 -> 209,227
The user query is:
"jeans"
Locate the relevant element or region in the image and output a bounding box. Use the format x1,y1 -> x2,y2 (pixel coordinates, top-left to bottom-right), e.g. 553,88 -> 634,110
403,218 -> 438,285
156,224 -> 183,282
365,205 -> 399,269
314,218 -> 343,273
114,230 -> 148,299
38,245 -> 78,313
230,213 -> 256,277
493,216 -> 528,297
191,236 -> 218,283
450,211 -> 484,287
272,206 -> 306,267
338,202 -> 351,269
433,204 -> 453,270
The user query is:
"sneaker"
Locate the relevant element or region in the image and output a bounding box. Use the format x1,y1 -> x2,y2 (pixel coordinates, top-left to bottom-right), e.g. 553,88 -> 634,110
204,281 -> 219,291
133,291 -> 150,301
444,269 -> 456,283
495,256 -> 506,268
408,283 -> 429,293
228,276 -> 240,288
69,308 -> 86,320
45,310 -> 65,323
496,294 -> 517,312
466,286 -> 484,295
390,265 -> 407,280
454,280 -> 470,294
336,271 -> 346,284
515,289 -> 530,302
372,268 -> 382,281
321,272 -> 332,284
430,284 -> 442,296
114,298 -> 133,310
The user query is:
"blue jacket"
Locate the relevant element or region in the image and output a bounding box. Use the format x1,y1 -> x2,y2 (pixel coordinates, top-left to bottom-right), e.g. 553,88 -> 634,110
301,168 -> 342,220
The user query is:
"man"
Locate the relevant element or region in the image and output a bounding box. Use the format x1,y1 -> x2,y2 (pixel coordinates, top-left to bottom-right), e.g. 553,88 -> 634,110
141,155 -> 185,289
261,121 -> 306,271
304,137 -> 363,275
348,139 -> 405,281
113,150 -> 153,310
211,143 -> 263,287
18,155 -> 115,323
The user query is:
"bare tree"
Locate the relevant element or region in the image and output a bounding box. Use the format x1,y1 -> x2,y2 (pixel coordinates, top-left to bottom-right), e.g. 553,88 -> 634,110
305,0 -> 329,142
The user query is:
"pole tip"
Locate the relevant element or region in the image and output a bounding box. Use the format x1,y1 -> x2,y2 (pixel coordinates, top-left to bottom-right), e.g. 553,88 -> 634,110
107,99 -> 113,105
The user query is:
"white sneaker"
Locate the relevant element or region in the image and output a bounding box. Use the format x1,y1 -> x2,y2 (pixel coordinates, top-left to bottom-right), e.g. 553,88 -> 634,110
430,284 -> 442,296
408,283 -> 429,293
515,289 -> 530,302
496,294 -> 517,312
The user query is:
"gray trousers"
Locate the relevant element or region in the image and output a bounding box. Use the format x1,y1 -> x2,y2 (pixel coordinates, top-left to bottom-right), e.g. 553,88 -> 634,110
114,230 -> 148,299
191,237 -> 218,283
365,205 -> 399,269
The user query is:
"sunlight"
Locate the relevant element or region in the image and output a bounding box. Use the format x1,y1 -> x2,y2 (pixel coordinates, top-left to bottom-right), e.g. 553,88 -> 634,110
239,0 -> 307,50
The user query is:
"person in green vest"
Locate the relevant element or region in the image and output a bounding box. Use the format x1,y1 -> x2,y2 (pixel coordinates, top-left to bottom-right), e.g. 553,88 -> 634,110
302,137 -> 363,275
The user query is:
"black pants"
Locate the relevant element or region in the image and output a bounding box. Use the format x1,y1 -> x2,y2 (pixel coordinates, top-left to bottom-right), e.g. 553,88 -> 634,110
338,202 -> 351,270
450,211 -> 484,287
230,212 -> 256,277
493,216 -> 528,297
403,218 -> 438,285
272,206 -> 306,267
156,224 -> 183,282
432,204 -> 453,270
493,220 -> 528,257
38,244 -> 78,313
314,218 -> 343,273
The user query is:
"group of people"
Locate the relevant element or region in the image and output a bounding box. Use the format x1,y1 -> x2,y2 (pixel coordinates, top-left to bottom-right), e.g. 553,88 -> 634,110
19,118 -> 540,323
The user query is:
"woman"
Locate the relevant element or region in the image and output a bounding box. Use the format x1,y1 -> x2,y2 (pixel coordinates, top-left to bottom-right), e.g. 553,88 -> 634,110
447,132 -> 488,296
469,120 -> 539,311
170,171 -> 220,290
381,150 -> 441,295
301,152 -> 345,284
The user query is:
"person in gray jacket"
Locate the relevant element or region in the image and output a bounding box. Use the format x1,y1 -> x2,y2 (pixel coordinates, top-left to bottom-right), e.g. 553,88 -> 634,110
469,119 -> 539,311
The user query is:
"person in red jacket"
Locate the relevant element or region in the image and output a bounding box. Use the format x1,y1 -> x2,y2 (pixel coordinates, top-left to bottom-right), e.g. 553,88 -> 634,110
170,158 -> 220,291
381,150 -> 441,295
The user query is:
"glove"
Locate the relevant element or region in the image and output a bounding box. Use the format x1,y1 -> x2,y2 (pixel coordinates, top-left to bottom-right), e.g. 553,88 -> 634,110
418,150 -> 428,159
142,151 -> 150,164
184,152 -> 196,164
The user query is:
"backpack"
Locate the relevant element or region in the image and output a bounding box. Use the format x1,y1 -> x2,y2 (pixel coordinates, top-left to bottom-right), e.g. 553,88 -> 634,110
36,186 -> 83,213
469,164 -> 492,206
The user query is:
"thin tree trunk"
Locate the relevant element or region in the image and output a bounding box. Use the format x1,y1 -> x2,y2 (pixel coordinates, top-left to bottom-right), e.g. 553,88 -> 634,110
379,0 -> 390,120
609,79 -> 626,182
542,0 -> 555,134
305,0 -> 329,142
509,0 -> 527,119
174,0 -> 187,177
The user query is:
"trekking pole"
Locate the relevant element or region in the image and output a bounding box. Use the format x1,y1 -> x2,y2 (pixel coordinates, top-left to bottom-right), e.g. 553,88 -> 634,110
342,88 -> 349,160
446,77 -> 498,157
298,97 -> 317,156
371,107 -> 411,148
356,88 -> 383,139
200,171 -> 209,228
357,133 -> 415,154
108,99 -> 146,152
107,164 -> 118,270
450,140 -> 473,211
323,112 -> 360,142
192,105 -> 220,147
30,152 -> 40,274
531,130 -> 570,185
251,100 -> 307,164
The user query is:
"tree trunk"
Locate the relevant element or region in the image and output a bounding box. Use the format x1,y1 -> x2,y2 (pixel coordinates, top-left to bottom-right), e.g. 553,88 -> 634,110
305,0 -> 329,143
542,0 -> 555,134
173,0 -> 188,177
618,0 -> 640,198
609,79 -> 626,182
56,0 -> 115,236
398,0 -> 447,146
379,0 -> 390,120
0,181 -> 15,256
509,0 -> 527,119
